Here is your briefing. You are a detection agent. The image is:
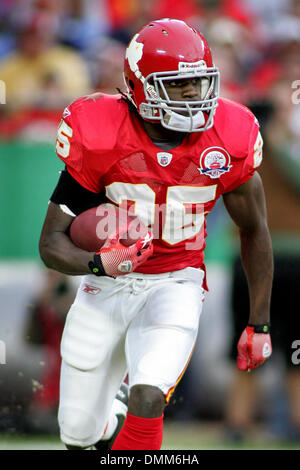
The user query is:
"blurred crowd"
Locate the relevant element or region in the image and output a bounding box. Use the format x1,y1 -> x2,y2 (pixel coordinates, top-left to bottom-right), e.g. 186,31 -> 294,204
0,0 -> 300,133
0,0 -> 300,444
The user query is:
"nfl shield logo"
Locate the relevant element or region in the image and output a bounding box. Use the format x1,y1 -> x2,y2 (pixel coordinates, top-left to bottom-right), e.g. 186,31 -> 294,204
157,152 -> 173,167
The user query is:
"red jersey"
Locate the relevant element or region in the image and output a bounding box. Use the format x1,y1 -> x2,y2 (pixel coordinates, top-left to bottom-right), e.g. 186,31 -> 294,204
55,93 -> 262,279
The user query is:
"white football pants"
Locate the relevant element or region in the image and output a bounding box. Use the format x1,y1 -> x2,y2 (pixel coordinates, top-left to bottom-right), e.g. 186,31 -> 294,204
58,267 -> 205,447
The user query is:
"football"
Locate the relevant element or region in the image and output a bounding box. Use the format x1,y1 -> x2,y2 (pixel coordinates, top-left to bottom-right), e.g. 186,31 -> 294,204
69,203 -> 148,252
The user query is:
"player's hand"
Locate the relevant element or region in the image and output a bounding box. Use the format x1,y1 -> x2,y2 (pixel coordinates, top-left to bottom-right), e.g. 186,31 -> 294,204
237,325 -> 272,372
89,231 -> 153,277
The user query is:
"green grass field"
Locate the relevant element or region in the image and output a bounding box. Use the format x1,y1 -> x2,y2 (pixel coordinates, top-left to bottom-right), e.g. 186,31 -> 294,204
0,422 -> 299,450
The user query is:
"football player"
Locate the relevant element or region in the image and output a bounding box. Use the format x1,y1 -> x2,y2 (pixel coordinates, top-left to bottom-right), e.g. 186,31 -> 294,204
39,19 -> 273,450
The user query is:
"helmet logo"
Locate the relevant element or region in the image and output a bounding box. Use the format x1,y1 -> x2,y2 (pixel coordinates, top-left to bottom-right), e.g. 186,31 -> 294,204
157,152 -> 173,167
126,34 -> 145,81
178,60 -> 207,73
199,147 -> 232,179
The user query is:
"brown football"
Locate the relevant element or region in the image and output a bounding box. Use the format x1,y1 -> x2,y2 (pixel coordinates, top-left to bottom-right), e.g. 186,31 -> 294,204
69,203 -> 148,252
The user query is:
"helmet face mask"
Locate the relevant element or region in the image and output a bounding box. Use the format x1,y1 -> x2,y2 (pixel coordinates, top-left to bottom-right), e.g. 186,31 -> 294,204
141,68 -> 220,132
124,19 -> 220,133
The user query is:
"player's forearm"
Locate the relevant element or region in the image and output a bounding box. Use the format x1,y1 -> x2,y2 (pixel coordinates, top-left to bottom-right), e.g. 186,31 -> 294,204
39,231 -> 93,275
239,222 -> 273,325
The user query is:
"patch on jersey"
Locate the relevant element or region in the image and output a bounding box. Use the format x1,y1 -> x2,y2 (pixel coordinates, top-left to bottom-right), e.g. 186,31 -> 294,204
157,152 -> 173,167
198,147 -> 232,179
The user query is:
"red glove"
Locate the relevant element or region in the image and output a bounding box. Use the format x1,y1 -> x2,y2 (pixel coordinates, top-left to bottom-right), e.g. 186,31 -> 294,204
89,231 -> 153,277
237,325 -> 272,372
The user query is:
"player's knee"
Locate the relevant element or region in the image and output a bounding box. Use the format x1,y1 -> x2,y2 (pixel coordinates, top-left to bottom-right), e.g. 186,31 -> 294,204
128,384 -> 165,418
59,407 -> 97,446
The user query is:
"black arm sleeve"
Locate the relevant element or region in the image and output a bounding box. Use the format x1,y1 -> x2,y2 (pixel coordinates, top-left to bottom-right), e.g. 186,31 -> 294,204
50,168 -> 106,216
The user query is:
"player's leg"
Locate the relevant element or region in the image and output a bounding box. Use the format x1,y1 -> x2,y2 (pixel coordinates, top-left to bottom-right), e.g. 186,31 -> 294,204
59,349 -> 127,449
112,271 -> 205,450
58,279 -> 129,449
94,381 -> 129,450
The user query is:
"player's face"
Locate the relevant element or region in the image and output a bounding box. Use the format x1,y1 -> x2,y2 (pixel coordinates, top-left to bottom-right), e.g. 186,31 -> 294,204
160,77 -> 210,115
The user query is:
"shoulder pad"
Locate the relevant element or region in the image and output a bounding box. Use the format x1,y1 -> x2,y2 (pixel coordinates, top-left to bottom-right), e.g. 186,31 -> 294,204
214,98 -> 259,159
64,93 -> 128,151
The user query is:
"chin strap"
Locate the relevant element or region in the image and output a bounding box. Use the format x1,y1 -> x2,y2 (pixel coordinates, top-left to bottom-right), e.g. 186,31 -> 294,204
165,109 -> 205,131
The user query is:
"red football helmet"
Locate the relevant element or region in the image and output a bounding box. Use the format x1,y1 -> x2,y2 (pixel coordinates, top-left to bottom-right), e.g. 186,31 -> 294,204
124,18 -> 219,132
